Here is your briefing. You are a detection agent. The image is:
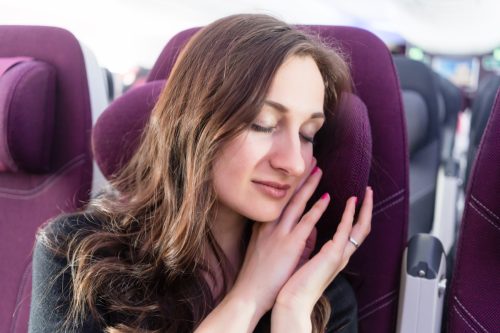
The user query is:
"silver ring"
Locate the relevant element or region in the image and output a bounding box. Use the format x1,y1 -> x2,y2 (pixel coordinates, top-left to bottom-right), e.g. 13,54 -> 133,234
349,236 -> 359,249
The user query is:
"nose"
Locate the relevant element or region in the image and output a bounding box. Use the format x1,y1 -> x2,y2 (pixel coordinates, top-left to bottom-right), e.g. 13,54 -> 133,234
269,131 -> 306,177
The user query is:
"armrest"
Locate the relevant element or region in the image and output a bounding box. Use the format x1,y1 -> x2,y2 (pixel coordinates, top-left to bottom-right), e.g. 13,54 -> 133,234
431,158 -> 460,254
396,234 -> 447,333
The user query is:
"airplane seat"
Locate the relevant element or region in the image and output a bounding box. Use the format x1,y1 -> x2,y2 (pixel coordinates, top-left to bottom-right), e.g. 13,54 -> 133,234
446,87 -> 500,333
99,25 -> 409,333
0,26 -> 94,333
393,56 -> 441,238
465,74 -> 500,185
433,73 -> 463,162
402,90 -> 430,158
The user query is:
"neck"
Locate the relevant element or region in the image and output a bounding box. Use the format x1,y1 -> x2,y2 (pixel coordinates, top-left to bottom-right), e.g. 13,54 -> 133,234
202,202 -> 248,301
211,203 -> 247,272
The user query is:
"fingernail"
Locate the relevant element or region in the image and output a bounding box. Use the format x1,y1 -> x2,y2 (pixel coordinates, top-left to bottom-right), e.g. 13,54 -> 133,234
311,166 -> 320,175
321,193 -> 330,200
354,196 -> 358,205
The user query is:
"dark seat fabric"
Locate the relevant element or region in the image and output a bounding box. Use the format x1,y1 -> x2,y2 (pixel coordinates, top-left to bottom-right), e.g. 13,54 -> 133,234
97,26 -> 408,333
0,26 -> 93,333
447,88 -> 500,333
466,75 -> 500,185
434,73 -> 462,161
394,56 -> 440,238
402,91 -> 429,156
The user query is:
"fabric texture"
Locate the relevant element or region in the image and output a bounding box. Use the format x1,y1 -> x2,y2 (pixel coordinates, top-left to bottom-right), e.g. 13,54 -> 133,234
447,88 -> 500,333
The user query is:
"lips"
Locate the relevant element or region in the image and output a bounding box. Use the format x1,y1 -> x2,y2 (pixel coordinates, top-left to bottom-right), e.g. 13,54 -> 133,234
252,180 -> 291,190
252,180 -> 290,199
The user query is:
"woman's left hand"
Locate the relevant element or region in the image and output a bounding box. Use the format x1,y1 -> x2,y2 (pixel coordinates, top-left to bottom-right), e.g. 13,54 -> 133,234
274,187 -> 373,313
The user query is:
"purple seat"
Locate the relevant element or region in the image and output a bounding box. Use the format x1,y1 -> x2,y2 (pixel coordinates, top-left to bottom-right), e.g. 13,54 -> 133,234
94,25 -> 408,332
0,26 -> 93,333
447,89 -> 500,332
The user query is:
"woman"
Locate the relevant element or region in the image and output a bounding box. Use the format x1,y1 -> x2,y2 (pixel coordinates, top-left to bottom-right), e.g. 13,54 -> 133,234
29,14 -> 372,333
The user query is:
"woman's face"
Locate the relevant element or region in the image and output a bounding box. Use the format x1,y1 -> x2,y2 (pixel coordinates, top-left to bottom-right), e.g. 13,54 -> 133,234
213,55 -> 326,222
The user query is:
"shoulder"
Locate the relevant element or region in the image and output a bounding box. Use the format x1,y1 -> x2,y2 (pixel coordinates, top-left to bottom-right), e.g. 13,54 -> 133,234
37,211 -> 105,248
43,211 -> 104,238
32,211 -> 106,279
29,213 -> 99,332
29,212 -> 106,332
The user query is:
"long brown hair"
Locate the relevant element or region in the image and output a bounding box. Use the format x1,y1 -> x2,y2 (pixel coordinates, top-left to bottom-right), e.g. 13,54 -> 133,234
40,14 -> 351,332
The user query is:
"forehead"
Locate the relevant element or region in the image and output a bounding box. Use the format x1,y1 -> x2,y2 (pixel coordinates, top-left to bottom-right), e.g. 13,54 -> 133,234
265,55 -> 325,115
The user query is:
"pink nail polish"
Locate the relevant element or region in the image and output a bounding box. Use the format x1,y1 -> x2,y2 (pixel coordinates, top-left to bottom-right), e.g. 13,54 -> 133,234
311,166 -> 320,175
354,197 -> 358,205
321,193 -> 329,200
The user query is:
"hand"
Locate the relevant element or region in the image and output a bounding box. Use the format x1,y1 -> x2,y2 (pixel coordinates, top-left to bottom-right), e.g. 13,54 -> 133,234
275,187 -> 373,313
229,158 -> 329,314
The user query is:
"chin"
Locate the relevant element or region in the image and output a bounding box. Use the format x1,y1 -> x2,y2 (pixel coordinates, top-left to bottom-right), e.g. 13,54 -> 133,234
241,202 -> 284,222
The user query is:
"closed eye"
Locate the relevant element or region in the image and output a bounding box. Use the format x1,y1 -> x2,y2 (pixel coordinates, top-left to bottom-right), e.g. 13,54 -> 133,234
251,124 -> 315,144
250,123 -> 275,133
300,134 -> 315,144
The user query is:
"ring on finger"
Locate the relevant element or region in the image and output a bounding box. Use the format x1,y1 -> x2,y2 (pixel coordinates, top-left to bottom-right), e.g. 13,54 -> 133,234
348,236 -> 360,249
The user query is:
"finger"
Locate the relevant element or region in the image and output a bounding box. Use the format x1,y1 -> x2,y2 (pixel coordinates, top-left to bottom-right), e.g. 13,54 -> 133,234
296,200 -> 355,289
276,158 -> 317,228
331,196 -> 356,247
344,187 -> 373,258
278,167 -> 323,232
292,193 -> 330,239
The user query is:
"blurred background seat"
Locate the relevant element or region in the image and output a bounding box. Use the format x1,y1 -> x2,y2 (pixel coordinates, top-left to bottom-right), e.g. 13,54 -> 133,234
447,85 -> 500,333
0,25 -> 107,333
394,55 -> 441,238
465,74 -> 500,185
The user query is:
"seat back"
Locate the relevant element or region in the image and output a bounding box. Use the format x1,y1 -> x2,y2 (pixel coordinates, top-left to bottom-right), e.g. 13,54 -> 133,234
94,25 -> 408,333
394,56 -> 441,238
434,73 -> 463,161
447,88 -> 500,332
466,75 -> 500,184
0,26 -> 94,333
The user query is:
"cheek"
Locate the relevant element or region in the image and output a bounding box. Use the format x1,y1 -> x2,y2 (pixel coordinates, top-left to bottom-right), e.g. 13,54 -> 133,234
226,132 -> 273,167
213,134 -> 267,193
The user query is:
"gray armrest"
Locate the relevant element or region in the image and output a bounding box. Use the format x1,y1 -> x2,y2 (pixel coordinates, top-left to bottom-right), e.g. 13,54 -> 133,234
431,158 -> 460,253
396,234 -> 447,333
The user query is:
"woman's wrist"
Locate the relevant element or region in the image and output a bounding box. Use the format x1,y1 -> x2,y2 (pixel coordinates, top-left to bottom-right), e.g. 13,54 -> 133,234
224,290 -> 269,330
271,303 -> 312,333
195,291 -> 266,333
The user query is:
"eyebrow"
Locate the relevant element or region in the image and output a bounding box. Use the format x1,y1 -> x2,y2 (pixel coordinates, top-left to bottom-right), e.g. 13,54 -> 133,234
264,100 -> 325,119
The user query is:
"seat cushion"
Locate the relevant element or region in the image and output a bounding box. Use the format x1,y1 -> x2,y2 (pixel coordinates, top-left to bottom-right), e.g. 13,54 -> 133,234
0,58 -> 56,173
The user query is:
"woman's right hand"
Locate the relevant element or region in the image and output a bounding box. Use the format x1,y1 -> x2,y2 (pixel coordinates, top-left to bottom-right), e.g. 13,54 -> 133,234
228,159 -> 331,314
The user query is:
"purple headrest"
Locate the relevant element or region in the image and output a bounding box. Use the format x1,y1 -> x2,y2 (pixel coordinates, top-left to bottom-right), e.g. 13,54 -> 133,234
0,57 -> 56,173
93,80 -> 164,177
313,93 -> 371,246
148,27 -> 200,82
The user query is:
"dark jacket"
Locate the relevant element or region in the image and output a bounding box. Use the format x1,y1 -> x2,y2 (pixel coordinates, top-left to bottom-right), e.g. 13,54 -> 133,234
29,214 -> 357,332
